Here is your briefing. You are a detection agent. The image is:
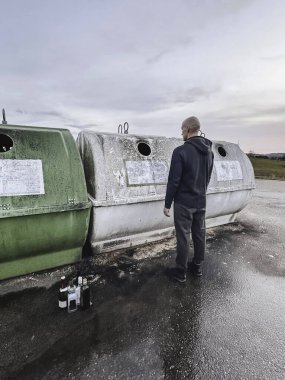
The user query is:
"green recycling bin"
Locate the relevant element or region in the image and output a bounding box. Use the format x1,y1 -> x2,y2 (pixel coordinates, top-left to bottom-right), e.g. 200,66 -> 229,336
0,124 -> 91,280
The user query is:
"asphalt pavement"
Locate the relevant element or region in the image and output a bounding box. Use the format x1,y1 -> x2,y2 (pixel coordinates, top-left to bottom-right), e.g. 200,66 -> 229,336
0,179 -> 284,380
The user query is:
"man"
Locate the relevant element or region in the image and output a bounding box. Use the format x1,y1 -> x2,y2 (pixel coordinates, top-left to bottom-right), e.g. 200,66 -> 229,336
164,116 -> 214,283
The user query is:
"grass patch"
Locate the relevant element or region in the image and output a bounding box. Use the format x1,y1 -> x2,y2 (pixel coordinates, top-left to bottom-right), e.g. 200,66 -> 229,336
248,157 -> 285,180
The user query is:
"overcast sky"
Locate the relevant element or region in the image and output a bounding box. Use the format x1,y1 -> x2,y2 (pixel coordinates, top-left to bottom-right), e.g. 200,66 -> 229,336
1,0 -> 285,153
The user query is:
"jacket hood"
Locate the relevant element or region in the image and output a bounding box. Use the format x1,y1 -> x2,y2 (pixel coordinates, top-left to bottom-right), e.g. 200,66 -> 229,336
185,136 -> 213,155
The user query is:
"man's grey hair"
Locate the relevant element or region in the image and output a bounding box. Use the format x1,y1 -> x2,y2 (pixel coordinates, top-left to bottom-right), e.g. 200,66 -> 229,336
182,116 -> 201,133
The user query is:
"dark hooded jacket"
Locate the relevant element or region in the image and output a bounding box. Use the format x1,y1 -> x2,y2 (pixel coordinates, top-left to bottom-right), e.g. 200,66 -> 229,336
165,136 -> 214,209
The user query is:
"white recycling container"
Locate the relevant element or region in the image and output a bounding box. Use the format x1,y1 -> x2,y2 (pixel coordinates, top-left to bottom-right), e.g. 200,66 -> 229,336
77,132 -> 255,253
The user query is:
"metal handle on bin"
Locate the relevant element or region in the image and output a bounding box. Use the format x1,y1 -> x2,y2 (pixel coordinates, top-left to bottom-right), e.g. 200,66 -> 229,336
2,109 -> 7,125
123,122 -> 129,134
118,122 -> 129,134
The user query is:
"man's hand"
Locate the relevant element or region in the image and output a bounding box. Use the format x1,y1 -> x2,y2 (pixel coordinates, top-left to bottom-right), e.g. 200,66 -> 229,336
163,207 -> 170,217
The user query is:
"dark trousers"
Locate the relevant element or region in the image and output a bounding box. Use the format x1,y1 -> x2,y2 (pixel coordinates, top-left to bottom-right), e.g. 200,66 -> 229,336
174,203 -> 206,271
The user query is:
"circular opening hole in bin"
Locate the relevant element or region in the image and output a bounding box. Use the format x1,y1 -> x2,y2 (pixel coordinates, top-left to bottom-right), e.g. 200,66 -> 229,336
0,134 -> 13,152
217,146 -> 227,157
138,142 -> 151,156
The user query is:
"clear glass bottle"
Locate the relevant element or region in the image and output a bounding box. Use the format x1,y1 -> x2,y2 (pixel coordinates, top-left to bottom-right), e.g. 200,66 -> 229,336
76,276 -> 83,306
67,282 -> 77,313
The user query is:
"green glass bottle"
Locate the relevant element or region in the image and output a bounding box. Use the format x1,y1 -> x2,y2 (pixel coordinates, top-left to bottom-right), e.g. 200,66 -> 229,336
80,278 -> 91,310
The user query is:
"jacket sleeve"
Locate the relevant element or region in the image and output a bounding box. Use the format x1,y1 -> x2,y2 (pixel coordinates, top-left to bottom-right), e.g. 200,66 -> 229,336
206,152 -> 214,188
164,148 -> 183,209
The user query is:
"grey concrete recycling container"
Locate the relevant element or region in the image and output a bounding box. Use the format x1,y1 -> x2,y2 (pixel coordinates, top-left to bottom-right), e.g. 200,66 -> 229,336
77,131 -> 255,254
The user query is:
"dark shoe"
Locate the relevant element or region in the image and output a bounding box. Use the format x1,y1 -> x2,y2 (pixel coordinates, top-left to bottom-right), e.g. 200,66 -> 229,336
188,261 -> 202,277
166,267 -> 186,283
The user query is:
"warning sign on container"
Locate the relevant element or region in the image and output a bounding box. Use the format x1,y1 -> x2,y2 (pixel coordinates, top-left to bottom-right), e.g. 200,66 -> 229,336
125,160 -> 168,185
214,160 -> 243,181
0,160 -> 45,196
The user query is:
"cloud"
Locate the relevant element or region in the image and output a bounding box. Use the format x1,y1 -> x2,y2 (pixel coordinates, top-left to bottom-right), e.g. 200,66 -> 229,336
260,55 -> 285,61
1,0 -> 285,154
15,109 -> 71,121
219,0 -> 257,14
146,49 -> 171,64
34,111 -> 65,118
16,109 -> 25,114
171,87 -> 220,105
206,105 -> 285,125
146,36 -> 193,64
65,123 -> 99,130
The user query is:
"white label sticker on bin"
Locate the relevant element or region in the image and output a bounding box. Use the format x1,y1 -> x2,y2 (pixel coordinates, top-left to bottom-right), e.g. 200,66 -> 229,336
125,160 -> 168,185
214,160 -> 243,181
0,159 -> 45,196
